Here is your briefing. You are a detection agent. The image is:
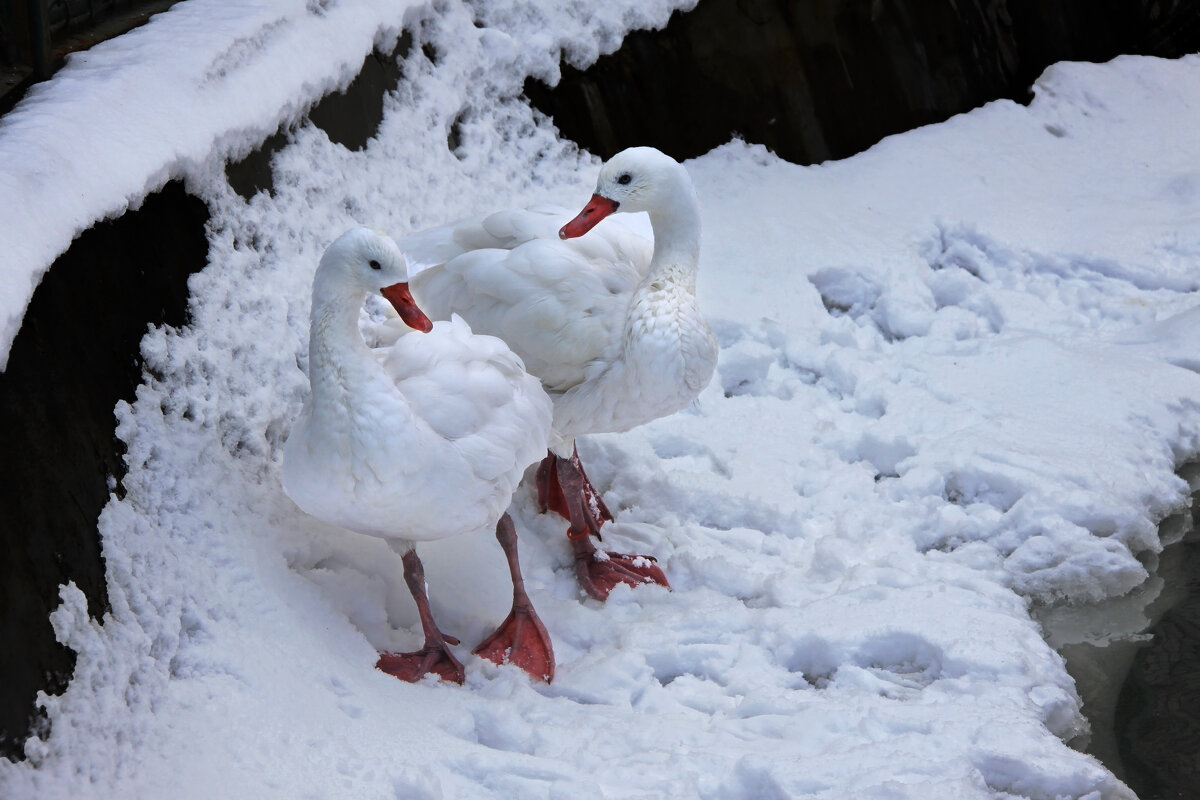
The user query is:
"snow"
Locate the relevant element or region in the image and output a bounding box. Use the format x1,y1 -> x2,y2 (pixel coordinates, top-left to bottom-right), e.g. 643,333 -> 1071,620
2,0 -> 1199,797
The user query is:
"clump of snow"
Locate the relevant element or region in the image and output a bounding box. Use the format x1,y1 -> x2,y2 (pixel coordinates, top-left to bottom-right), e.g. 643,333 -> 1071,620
2,0 -> 1199,797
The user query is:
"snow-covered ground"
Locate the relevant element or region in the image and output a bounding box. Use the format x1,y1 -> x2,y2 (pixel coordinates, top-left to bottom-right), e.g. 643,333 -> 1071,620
3,0 -> 1200,797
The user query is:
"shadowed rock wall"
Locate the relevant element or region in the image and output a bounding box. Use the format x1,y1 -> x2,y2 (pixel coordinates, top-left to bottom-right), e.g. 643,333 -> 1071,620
1116,529 -> 1200,800
0,183 -> 209,759
525,0 -> 1200,164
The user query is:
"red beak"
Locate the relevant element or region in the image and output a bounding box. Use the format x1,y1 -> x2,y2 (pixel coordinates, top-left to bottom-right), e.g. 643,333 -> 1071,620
380,282 -> 433,333
559,194 -> 620,239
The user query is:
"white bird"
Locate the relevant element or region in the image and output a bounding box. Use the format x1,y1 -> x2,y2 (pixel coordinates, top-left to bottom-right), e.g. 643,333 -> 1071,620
405,147 -> 717,600
283,228 -> 556,683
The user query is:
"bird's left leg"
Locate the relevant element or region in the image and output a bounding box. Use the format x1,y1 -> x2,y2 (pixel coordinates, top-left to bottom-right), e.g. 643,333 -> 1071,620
473,514 -> 555,682
557,455 -> 669,601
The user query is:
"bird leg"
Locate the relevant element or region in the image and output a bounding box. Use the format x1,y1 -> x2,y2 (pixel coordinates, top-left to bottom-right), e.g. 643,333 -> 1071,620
376,550 -> 465,684
535,447 -> 613,531
556,455 -> 670,601
473,514 -> 555,682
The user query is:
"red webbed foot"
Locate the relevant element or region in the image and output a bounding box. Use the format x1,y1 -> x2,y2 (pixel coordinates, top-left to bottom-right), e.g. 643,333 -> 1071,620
473,604 -> 555,683
536,448 -> 613,527
376,637 -> 465,685
476,513 -> 556,682
575,549 -> 670,601
553,450 -> 668,600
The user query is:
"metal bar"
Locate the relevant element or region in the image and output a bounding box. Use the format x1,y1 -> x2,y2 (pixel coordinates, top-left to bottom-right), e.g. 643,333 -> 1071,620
46,0 -> 65,38
26,0 -> 49,79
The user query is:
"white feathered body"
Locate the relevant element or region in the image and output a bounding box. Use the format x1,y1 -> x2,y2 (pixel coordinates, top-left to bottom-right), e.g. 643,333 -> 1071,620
284,313 -> 552,543
406,205 -> 717,446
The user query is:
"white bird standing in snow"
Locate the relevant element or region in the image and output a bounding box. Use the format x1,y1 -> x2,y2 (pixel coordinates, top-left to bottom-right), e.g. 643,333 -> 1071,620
405,147 -> 717,600
283,228 -> 556,683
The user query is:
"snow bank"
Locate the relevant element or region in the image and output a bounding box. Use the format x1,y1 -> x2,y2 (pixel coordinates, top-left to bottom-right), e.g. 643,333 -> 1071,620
1,0 -> 1199,798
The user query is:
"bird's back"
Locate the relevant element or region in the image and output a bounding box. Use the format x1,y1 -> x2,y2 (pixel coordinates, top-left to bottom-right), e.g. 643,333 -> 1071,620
407,207 -> 651,394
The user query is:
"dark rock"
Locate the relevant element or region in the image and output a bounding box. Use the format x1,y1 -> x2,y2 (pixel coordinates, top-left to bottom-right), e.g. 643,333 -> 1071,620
226,34 -> 409,200
224,128 -> 291,201
1117,536 -> 1200,800
524,0 -> 1200,164
0,182 -> 209,760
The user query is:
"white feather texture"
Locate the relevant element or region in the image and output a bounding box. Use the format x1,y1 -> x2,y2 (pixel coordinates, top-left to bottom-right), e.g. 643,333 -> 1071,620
406,148 -> 717,451
282,229 -> 553,546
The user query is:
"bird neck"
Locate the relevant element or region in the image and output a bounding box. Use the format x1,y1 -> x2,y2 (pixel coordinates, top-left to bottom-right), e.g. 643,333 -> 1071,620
644,187 -> 702,290
306,275 -> 378,407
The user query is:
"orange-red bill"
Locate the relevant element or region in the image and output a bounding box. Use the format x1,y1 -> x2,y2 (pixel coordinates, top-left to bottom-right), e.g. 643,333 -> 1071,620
380,282 -> 433,333
559,194 -> 619,239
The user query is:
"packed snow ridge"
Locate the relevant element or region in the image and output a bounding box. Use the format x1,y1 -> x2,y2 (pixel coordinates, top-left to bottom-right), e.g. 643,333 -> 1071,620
1,1 -> 1199,798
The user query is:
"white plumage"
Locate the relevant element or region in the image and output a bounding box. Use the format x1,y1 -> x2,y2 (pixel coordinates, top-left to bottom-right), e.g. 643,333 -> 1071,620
282,227 -> 555,683
283,232 -> 551,545
398,147 -> 716,600
406,147 -> 717,454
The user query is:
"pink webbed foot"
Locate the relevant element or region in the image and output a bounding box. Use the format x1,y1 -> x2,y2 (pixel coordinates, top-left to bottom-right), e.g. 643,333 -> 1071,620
376,635 -> 465,685
473,604 -> 555,683
575,548 -> 670,601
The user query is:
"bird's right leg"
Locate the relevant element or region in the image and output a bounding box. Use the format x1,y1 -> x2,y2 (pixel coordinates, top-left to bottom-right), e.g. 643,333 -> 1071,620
376,549 -> 465,684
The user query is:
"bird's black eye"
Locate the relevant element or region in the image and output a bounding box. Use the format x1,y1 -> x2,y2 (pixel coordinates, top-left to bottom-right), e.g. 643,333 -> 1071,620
369,259 -> 382,270
617,173 -> 632,185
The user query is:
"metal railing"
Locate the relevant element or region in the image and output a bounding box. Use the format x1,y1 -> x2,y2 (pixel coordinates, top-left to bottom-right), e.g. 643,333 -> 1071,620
45,0 -> 143,39
2,0 -> 176,106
